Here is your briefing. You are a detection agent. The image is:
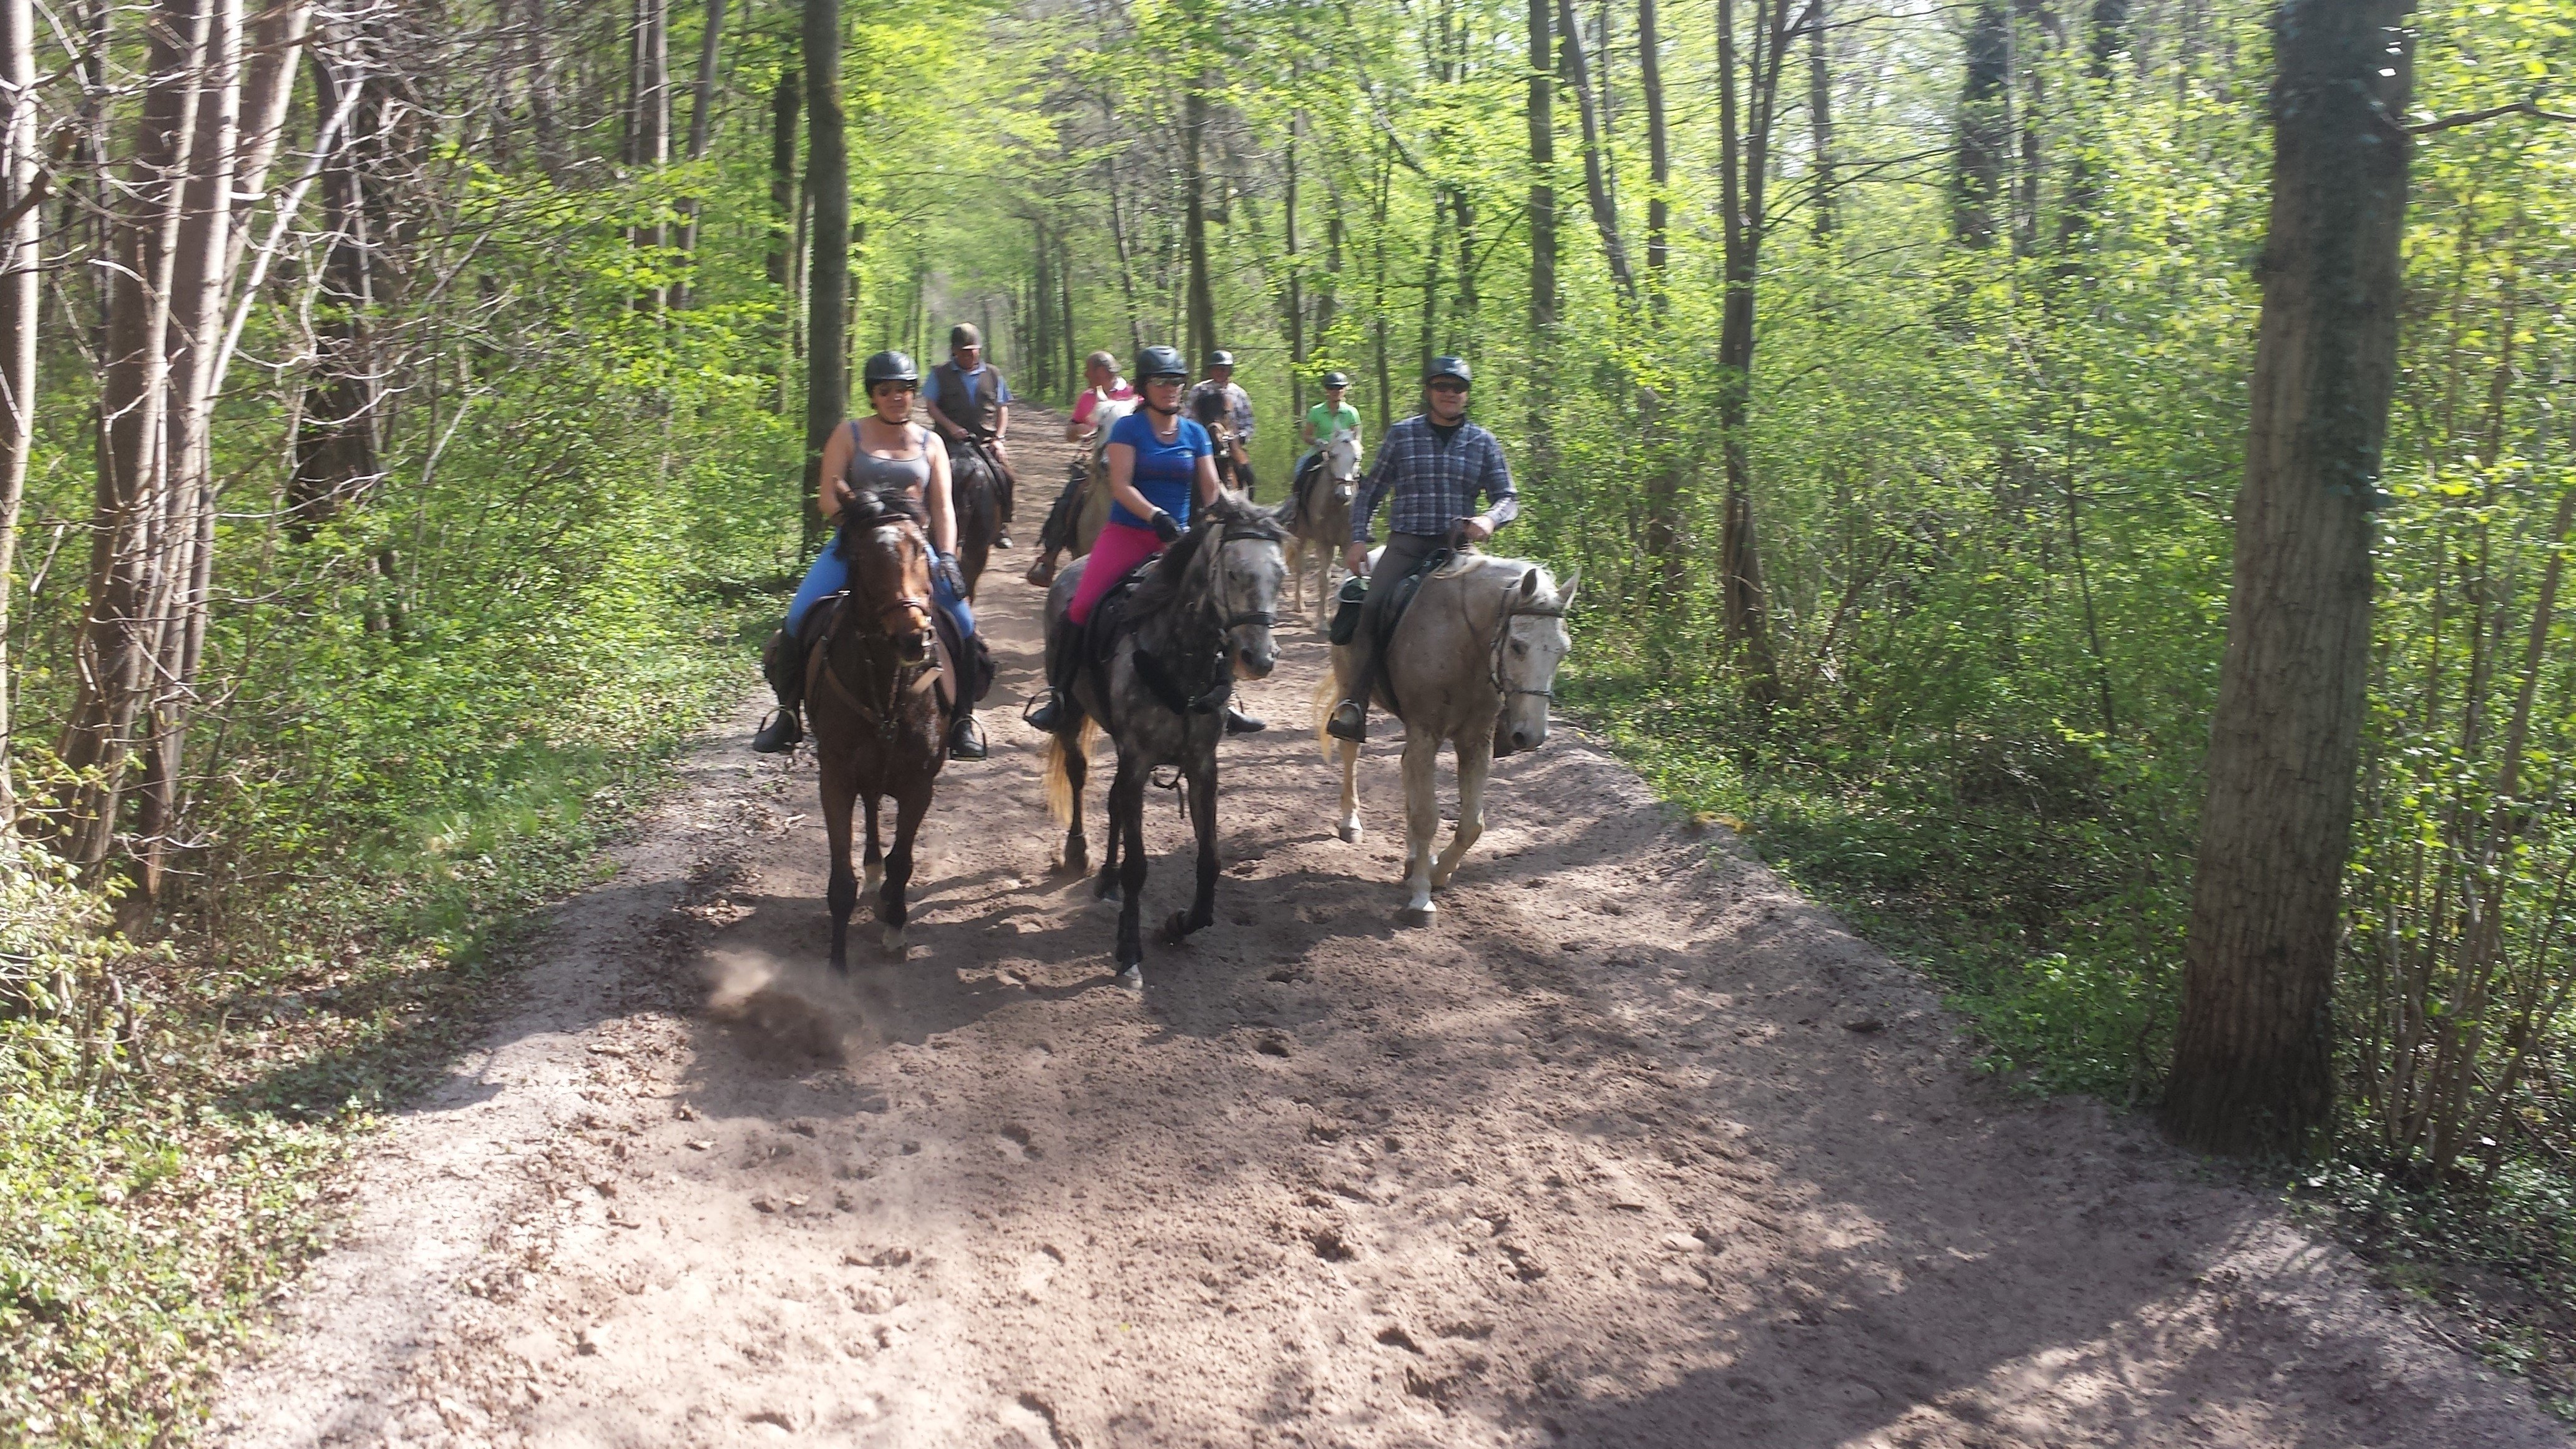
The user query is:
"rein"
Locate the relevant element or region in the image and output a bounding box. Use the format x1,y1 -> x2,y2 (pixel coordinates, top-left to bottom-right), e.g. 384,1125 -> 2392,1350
814,523 -> 940,739
1131,525 -> 1277,718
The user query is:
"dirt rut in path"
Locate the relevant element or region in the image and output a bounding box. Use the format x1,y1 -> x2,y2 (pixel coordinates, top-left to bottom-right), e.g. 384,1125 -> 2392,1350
214,419 -> 2566,1448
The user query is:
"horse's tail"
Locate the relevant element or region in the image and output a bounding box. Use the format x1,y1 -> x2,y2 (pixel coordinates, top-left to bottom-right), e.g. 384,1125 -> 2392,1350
1042,719 -> 1096,827
1312,666 -> 1344,762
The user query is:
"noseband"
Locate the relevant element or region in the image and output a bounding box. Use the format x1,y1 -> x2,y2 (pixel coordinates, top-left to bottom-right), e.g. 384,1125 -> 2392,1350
1208,525 -> 1279,636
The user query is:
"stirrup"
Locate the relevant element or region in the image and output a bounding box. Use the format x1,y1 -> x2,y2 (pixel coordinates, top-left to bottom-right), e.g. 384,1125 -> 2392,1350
1022,690 -> 1070,734
948,713 -> 988,761
751,708 -> 804,754
1324,701 -> 1367,743
1224,707 -> 1267,735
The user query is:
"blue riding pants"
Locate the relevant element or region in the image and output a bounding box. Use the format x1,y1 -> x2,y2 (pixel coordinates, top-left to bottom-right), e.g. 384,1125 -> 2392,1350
785,534 -> 975,642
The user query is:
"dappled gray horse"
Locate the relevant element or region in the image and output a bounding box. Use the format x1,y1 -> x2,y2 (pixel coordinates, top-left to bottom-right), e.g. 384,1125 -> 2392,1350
1040,494 -> 1287,980
1284,432 -> 1362,631
1314,550 -> 1576,924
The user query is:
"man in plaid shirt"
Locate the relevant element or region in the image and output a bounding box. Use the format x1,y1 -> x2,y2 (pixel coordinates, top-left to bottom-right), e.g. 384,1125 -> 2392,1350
1328,355 -> 1520,742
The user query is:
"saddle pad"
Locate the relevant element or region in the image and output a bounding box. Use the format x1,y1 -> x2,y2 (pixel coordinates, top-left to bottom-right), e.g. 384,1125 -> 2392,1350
932,602 -> 993,706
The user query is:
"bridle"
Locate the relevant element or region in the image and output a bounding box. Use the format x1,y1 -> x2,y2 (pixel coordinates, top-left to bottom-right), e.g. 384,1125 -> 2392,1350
1204,524 -> 1281,640
1486,581 -> 1569,703
816,520 -> 939,738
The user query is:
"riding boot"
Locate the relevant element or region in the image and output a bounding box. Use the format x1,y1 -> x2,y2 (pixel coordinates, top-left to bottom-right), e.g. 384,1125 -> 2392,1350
1022,619 -> 1082,733
1225,706 -> 1267,734
751,628 -> 805,753
949,711 -> 988,760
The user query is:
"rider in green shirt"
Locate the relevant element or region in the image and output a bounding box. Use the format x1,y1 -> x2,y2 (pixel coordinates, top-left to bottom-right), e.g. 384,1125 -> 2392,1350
1290,371 -> 1363,525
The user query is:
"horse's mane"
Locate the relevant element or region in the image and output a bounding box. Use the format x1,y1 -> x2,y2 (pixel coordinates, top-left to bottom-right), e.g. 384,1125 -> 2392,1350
1189,388 -> 1227,429
1126,493 -> 1282,620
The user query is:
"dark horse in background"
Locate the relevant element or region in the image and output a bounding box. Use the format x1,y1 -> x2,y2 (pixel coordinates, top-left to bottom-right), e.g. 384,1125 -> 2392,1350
1189,389 -> 1251,498
945,434 -> 1010,600
803,482 -> 949,969
1038,495 -> 1287,982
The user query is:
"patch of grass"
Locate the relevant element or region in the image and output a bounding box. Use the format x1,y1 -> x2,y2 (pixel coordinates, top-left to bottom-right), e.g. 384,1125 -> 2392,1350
1562,666 -> 2193,1105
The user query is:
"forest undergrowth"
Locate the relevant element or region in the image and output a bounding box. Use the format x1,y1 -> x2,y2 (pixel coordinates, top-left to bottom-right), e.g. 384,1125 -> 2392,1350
1566,661 -> 2576,1416
2,607 -> 762,1445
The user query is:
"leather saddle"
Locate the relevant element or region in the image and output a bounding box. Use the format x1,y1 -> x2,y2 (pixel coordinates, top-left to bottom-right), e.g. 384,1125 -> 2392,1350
1079,554 -> 1231,718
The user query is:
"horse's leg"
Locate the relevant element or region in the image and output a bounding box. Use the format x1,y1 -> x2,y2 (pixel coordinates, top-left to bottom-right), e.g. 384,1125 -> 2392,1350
880,774 -> 930,959
1110,755 -> 1148,979
1398,730 -> 1442,925
1092,747 -> 1123,904
1432,727 -> 1493,891
820,758 -> 859,973
1336,738 -> 1364,844
1168,749 -> 1219,942
861,791 -> 884,899
1060,729 -> 1090,876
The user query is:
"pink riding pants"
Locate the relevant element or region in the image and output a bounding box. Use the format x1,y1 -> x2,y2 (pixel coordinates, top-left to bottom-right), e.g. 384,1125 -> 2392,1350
1068,520 -> 1165,626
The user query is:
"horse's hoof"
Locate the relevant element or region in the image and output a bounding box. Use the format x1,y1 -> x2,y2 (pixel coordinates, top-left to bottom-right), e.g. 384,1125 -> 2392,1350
1060,849 -> 1088,877
1336,819 -> 1362,844
1115,962 -> 1144,988
1399,902 -> 1436,927
881,925 -> 907,959
1430,868 -> 1458,890
829,952 -> 850,975
1091,893 -> 1121,917
863,867 -> 884,896
1161,910 -> 1194,944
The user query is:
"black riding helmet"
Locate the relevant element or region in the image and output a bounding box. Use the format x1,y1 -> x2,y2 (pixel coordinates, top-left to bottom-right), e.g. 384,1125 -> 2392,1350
1425,356 -> 1471,386
1208,349 -> 1235,369
1136,346 -> 1189,414
1322,370 -> 1351,389
863,349 -> 919,387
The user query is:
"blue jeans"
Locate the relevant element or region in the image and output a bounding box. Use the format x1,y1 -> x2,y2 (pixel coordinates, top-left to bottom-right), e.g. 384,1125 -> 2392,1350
786,535 -> 974,642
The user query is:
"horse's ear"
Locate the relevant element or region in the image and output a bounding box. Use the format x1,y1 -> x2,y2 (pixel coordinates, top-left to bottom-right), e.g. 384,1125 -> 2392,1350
1518,568 -> 1539,598
1558,567 -> 1580,608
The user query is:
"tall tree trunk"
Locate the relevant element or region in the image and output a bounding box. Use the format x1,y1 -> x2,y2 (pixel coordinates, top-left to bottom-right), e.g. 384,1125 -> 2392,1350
0,0 -> 36,827
2164,0 -> 2416,1159
802,0 -> 847,553
2062,0 -> 2125,248
766,64 -> 796,287
1285,106 -> 1303,420
58,0 -> 216,866
1638,0 -> 1682,607
1954,0 -> 2008,248
1714,0 -> 1788,691
1102,137 -> 1144,354
1556,0 -> 1632,303
631,0 -> 669,313
1183,84 -> 1216,366
671,0 -> 726,308
1526,0 -> 1556,493
291,29 -> 385,530
1807,0 -> 1833,238
134,0 -> 244,898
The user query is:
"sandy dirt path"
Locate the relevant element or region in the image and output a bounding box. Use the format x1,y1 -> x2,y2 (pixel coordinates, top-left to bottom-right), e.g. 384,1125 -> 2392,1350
213,417 -> 2568,1448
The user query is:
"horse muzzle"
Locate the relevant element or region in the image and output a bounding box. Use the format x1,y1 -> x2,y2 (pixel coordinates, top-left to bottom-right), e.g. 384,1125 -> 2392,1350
897,628 -> 930,665
1332,484 -> 1354,505
1234,633 -> 1278,681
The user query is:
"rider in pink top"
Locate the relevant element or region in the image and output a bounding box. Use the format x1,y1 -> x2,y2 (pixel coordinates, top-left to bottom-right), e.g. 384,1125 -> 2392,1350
1029,352 -> 1141,585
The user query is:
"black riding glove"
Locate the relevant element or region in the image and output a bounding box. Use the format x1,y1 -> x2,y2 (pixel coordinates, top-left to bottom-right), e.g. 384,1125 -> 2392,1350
1148,509 -> 1182,544
931,552 -> 965,598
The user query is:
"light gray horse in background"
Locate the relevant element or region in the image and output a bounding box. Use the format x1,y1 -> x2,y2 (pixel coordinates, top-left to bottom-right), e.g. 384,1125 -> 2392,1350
1284,432 -> 1362,630
1312,550 -> 1576,924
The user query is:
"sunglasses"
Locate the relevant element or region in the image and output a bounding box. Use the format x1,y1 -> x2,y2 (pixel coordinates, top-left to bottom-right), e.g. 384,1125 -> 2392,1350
871,381 -> 917,394
1428,380 -> 1468,394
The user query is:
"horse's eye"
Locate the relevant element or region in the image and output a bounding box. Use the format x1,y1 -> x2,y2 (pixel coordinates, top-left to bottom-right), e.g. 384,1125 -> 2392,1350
1511,642 -> 1527,656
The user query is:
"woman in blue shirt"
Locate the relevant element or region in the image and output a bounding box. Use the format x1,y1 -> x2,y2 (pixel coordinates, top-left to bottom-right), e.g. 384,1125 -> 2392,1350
1026,345 -> 1261,733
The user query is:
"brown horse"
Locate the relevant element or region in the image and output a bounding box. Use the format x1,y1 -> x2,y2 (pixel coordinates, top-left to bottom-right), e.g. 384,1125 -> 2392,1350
804,482 -> 947,970
946,436 -> 1003,602
1191,389 -> 1249,497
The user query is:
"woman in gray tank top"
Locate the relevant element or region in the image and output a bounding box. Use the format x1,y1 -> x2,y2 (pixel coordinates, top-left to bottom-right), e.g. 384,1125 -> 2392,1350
753,350 -> 988,760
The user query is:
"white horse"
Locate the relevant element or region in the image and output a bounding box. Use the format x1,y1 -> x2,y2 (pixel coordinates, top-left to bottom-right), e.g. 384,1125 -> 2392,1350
1312,550 -> 1577,924
1284,434 -> 1362,630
